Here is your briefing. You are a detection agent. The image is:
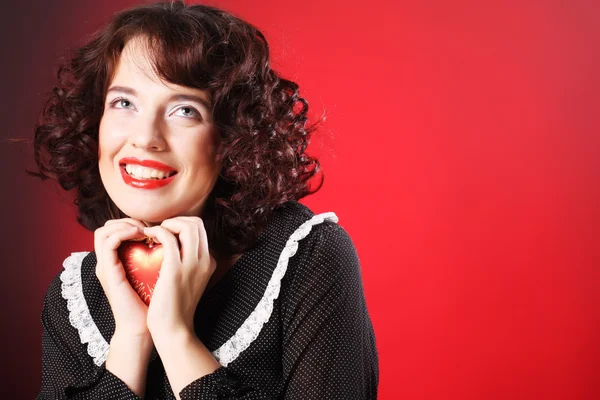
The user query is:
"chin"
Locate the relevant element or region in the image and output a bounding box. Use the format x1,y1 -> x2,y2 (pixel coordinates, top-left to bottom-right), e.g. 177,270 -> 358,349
119,204 -> 181,224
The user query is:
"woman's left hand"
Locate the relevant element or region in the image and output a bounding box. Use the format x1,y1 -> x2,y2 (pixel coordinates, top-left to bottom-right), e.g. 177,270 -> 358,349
143,216 -> 217,343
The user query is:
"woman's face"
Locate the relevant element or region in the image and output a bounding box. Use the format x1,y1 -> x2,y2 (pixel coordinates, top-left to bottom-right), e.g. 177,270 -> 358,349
98,37 -> 221,225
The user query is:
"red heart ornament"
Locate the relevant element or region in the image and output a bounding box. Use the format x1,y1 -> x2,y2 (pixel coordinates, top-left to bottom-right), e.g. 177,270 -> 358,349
117,237 -> 163,305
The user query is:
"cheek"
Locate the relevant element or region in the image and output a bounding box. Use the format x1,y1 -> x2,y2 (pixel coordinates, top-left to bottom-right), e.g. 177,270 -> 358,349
98,117 -> 125,159
200,129 -> 221,163
175,132 -> 219,166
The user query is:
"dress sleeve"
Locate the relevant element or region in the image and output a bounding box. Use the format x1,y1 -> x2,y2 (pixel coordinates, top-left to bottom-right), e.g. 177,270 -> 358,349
36,274 -> 142,400
279,221 -> 379,399
179,366 -> 264,398
178,221 -> 379,399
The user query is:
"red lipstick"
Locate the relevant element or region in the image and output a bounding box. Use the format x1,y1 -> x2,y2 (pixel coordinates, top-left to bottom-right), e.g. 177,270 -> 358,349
120,166 -> 176,189
119,157 -> 177,172
119,157 -> 178,190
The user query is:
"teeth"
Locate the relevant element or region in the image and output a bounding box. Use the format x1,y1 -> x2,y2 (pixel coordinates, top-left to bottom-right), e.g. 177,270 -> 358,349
124,164 -> 173,180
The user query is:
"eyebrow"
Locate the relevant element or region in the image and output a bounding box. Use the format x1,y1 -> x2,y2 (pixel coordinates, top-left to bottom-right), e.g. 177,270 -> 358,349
106,85 -> 212,109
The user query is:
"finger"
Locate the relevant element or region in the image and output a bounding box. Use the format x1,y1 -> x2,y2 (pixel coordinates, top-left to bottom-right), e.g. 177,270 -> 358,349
95,223 -> 145,268
98,226 -> 141,286
97,222 -> 145,241
102,226 -> 143,267
169,216 -> 209,261
104,218 -> 147,231
195,218 -> 210,263
160,219 -> 200,265
142,226 -> 181,270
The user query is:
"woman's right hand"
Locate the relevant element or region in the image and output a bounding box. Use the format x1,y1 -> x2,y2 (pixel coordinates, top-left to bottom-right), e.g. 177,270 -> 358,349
94,218 -> 150,339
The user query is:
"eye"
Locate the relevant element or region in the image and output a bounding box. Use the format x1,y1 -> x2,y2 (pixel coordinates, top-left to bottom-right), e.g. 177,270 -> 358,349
173,105 -> 201,119
108,97 -> 134,109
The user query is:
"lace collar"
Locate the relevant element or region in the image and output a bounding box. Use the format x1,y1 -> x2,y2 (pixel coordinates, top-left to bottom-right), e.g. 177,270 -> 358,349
60,211 -> 338,367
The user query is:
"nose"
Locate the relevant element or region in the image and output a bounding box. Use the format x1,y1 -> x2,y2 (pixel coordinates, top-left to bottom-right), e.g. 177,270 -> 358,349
129,115 -> 167,151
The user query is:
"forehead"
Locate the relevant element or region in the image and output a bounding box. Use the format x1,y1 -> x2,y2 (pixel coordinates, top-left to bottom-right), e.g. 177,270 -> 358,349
111,36 -> 163,85
109,36 -> 209,102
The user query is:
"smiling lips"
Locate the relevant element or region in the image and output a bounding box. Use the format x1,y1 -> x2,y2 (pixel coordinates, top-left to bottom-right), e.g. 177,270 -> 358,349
119,157 -> 178,190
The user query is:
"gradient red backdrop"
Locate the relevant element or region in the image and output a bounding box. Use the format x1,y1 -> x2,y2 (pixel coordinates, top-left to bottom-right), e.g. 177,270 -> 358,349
2,0 -> 599,399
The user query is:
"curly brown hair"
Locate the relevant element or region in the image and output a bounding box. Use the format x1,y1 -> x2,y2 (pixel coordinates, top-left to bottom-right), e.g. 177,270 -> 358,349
30,0 -> 323,258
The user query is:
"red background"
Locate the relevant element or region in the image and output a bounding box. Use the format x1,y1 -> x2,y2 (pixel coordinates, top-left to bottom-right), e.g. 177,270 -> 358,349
2,0 -> 599,398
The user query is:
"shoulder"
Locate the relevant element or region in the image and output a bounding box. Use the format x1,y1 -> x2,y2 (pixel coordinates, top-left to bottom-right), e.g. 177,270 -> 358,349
310,218 -> 359,266
274,201 -> 355,267
271,200 -> 346,248
42,265 -> 66,321
278,204 -> 363,300
40,252 -> 94,364
42,251 -> 109,367
282,200 -> 359,268
276,207 -> 371,340
247,200 -> 337,260
42,252 -> 92,315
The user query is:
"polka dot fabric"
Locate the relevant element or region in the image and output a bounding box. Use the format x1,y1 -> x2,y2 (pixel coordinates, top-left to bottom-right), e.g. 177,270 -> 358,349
37,201 -> 379,399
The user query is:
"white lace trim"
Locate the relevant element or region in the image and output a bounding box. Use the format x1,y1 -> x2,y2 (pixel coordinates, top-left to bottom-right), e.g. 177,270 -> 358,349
61,211 -> 339,368
60,251 -> 109,367
213,211 -> 339,366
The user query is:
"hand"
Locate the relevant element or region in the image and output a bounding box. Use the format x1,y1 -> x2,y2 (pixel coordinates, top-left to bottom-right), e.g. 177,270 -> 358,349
143,216 -> 217,343
94,218 -> 151,339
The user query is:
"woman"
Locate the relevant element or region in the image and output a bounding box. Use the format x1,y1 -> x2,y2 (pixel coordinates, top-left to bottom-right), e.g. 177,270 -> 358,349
33,1 -> 378,399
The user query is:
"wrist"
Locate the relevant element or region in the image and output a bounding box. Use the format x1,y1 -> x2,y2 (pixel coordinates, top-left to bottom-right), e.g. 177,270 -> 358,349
106,333 -> 154,398
151,327 -> 194,353
110,331 -> 154,358
113,326 -> 153,342
153,330 -> 221,396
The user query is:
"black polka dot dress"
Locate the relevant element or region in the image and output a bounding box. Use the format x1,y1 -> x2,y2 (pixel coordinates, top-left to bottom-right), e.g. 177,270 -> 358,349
37,201 -> 379,399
